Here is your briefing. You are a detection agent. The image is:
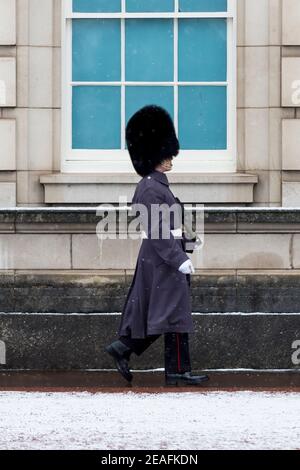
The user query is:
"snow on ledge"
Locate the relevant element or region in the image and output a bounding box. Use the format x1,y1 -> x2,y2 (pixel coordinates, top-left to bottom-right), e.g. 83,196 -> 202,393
1,206 -> 300,212
0,311 -> 299,316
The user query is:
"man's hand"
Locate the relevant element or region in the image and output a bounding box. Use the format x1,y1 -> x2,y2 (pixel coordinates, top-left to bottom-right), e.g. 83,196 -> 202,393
178,259 -> 195,274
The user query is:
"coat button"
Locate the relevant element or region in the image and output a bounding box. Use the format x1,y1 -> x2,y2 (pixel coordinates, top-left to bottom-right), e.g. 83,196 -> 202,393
147,176 -> 151,179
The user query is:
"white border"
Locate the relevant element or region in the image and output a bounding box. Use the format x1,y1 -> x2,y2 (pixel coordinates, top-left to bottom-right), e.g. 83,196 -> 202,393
61,0 -> 237,173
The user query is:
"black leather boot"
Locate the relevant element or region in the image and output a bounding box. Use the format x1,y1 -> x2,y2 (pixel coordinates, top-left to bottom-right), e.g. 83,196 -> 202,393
165,371 -> 209,386
104,340 -> 133,382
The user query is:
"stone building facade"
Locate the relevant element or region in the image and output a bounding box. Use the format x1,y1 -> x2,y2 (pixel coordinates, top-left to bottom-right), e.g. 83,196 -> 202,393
0,0 -> 299,207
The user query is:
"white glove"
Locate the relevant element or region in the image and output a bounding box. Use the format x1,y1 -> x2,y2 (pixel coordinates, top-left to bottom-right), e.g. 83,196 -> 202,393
178,259 -> 195,274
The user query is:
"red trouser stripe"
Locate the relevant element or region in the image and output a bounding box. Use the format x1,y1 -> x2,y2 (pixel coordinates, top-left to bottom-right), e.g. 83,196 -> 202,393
176,333 -> 181,372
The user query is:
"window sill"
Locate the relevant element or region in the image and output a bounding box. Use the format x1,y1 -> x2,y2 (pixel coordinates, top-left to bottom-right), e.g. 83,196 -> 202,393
40,172 -> 258,204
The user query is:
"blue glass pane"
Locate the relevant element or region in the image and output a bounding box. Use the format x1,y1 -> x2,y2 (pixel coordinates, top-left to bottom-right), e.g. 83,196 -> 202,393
179,0 -> 227,11
72,86 -> 121,149
179,86 -> 227,150
126,0 -> 174,12
72,19 -> 121,82
73,0 -> 121,12
125,87 -> 174,148
179,19 -> 227,81
126,19 -> 173,81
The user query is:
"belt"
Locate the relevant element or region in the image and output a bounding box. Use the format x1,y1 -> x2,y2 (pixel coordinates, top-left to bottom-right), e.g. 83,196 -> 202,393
141,228 -> 182,239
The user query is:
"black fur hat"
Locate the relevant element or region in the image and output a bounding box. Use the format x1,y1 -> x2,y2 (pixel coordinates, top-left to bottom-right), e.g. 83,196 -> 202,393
126,105 -> 180,177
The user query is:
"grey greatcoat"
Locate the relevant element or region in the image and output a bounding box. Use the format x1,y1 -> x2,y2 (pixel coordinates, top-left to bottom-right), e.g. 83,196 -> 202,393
118,169 -> 195,339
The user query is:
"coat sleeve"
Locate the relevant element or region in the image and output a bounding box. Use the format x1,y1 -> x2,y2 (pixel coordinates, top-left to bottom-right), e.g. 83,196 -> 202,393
138,187 -> 189,270
174,195 -> 201,254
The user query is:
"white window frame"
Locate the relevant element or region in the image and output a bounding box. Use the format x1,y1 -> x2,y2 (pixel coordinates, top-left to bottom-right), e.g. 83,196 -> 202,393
61,0 -> 237,173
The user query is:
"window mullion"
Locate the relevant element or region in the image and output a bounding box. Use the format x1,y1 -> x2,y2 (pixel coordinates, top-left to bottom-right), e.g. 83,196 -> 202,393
67,15 -> 72,158
121,0 -> 125,149
71,82 -> 228,86
174,0 -> 179,137
68,12 -> 232,19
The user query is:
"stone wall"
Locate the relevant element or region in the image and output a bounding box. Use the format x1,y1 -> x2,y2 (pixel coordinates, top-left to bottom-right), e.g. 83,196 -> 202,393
0,0 -> 60,206
0,208 -> 300,312
0,207 -> 299,372
0,312 -> 299,370
0,1 -> 300,206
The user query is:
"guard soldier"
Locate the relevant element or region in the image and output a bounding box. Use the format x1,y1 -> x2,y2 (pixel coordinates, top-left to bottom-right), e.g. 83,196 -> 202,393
105,105 -> 209,386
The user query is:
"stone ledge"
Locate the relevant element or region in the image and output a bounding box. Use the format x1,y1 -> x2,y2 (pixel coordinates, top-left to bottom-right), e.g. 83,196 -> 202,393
2,270 -> 300,312
39,172 -> 258,204
40,172 -> 258,184
0,207 -> 300,233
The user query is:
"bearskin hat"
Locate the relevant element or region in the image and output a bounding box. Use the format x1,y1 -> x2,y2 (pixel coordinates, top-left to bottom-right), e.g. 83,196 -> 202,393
125,105 -> 180,177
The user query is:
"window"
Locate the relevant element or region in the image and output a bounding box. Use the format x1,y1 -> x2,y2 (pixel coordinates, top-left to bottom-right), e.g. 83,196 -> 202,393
62,0 -> 236,172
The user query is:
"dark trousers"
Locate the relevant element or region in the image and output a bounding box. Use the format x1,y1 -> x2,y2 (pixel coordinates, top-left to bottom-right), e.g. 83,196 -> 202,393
119,333 -> 192,374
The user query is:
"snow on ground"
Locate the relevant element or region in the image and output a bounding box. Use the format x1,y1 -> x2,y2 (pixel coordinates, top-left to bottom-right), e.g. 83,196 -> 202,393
0,391 -> 299,450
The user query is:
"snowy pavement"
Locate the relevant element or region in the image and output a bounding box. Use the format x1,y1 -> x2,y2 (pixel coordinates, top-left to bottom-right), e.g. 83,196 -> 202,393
0,391 -> 299,450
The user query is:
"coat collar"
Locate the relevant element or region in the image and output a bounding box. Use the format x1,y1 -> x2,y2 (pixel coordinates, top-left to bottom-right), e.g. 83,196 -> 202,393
147,169 -> 169,186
